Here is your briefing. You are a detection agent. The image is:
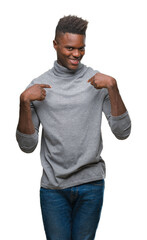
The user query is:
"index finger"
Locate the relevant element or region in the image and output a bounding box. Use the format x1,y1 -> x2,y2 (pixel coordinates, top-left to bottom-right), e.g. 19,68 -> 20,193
87,76 -> 95,83
39,84 -> 51,88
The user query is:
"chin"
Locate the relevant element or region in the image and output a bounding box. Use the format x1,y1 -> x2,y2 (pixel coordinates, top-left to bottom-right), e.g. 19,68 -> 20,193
69,66 -> 78,70
67,63 -> 79,70
58,59 -> 79,70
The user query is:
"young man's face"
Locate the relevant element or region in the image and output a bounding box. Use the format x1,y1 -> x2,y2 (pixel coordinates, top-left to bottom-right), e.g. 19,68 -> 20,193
53,33 -> 86,70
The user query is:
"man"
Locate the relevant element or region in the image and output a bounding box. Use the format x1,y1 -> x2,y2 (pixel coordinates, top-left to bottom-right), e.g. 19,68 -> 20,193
16,15 -> 131,240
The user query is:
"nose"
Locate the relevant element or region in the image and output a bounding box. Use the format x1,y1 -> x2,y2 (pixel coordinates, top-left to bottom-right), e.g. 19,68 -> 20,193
72,49 -> 80,58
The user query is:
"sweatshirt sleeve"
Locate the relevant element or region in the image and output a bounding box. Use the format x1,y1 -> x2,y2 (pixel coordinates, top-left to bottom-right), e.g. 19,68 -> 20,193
102,90 -> 131,140
16,102 -> 40,153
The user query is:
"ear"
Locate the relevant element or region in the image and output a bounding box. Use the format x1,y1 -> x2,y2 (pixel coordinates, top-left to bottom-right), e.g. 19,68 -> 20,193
53,40 -> 58,50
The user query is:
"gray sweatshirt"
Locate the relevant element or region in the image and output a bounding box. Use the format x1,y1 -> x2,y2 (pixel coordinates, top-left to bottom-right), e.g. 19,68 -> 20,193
16,61 -> 131,189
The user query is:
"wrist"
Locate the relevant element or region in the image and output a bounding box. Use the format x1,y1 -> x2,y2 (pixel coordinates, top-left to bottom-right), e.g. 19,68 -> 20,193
107,77 -> 117,89
20,92 -> 30,104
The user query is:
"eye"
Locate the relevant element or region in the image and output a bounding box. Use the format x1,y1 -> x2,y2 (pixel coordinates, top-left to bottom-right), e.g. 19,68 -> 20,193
79,47 -> 85,51
66,47 -> 73,51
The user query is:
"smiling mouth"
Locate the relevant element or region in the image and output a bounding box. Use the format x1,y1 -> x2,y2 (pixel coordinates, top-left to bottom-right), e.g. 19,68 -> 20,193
69,58 -> 80,65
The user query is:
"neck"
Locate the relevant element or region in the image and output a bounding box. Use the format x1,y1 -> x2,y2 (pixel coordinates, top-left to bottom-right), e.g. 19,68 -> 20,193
51,60 -> 85,79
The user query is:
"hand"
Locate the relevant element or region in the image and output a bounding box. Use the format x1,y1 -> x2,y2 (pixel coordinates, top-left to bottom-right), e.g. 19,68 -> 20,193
87,73 -> 116,89
20,84 -> 51,102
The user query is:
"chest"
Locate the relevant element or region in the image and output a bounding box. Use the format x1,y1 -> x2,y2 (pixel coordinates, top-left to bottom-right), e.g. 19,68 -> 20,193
35,81 -> 100,114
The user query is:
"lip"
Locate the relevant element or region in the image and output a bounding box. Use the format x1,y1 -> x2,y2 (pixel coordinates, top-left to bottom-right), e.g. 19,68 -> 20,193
69,59 -> 80,65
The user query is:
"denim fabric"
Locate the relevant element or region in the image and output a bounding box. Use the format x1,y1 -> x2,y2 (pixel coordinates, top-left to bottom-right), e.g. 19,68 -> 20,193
40,179 -> 105,240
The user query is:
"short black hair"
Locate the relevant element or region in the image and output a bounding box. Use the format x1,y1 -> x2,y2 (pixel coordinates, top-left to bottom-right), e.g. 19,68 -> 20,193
55,15 -> 88,40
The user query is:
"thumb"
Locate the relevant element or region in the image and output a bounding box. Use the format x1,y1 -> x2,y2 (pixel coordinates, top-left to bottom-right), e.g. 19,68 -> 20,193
39,84 -> 52,88
87,75 -> 95,83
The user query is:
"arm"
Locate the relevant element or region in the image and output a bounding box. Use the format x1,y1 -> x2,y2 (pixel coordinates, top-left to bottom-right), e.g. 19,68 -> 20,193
88,73 -> 131,139
106,78 -> 127,116
88,73 -> 126,116
16,84 -> 51,153
18,97 -> 36,134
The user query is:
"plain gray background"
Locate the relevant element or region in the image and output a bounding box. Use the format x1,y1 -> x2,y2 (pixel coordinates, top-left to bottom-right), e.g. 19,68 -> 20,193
0,0 -> 146,239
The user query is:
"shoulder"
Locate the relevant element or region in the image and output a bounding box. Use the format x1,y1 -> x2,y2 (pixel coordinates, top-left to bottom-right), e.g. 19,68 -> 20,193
83,64 -> 109,97
82,63 -> 100,80
27,69 -> 51,88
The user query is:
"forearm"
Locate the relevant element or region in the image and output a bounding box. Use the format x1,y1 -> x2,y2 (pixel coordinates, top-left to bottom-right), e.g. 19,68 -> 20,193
107,79 -> 127,116
17,95 -> 35,134
104,79 -> 131,139
16,95 -> 39,153
88,72 -> 131,139
88,73 -> 127,116
16,83 -> 50,152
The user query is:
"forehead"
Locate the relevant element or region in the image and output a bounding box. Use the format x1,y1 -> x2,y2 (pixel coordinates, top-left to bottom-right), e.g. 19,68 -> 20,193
58,33 -> 86,47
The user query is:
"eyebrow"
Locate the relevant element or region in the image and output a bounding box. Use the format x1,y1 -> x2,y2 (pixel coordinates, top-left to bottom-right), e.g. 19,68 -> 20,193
65,44 -> 86,49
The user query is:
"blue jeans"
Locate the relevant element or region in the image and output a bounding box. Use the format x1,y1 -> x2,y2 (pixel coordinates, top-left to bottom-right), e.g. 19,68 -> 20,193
40,179 -> 105,240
